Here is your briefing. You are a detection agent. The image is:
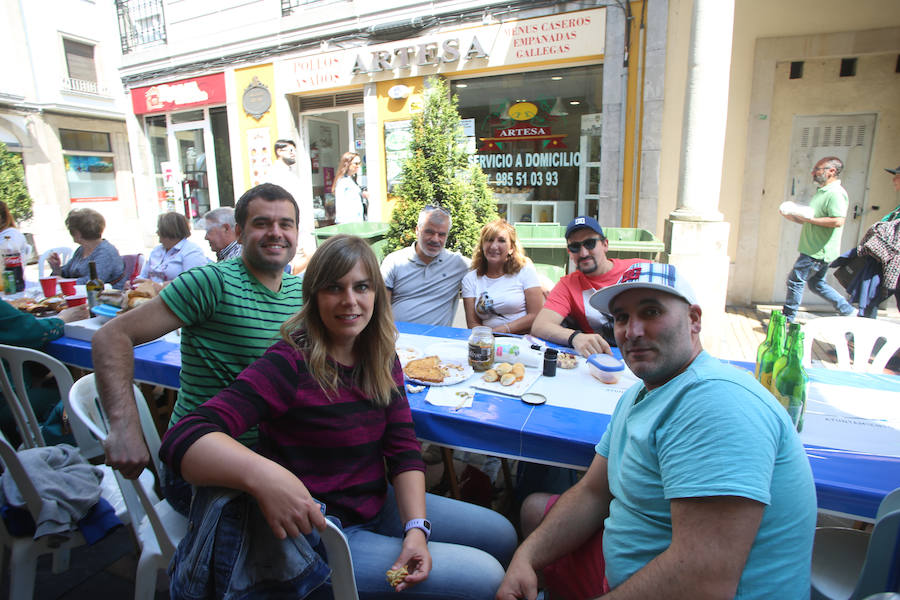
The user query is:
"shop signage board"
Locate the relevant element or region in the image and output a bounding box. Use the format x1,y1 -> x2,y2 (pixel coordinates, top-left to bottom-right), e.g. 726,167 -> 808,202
276,8 -> 605,94
131,73 -> 227,115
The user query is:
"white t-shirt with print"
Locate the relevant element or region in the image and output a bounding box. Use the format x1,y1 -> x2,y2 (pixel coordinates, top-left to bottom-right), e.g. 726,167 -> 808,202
461,263 -> 541,328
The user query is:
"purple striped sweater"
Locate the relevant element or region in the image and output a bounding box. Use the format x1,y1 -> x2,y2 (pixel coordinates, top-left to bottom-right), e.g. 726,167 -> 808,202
160,339 -> 425,525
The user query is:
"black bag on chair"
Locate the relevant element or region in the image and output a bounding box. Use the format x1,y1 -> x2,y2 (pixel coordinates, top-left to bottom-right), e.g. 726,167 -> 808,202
831,250 -> 870,292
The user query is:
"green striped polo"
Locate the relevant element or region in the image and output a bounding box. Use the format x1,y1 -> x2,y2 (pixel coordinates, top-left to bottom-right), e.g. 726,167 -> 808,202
160,258 -> 304,446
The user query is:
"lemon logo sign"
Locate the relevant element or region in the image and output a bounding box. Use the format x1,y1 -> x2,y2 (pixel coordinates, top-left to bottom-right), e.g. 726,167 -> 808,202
508,102 -> 538,121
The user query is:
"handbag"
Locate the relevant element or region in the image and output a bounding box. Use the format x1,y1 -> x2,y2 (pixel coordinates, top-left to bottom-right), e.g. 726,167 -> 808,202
831,252 -> 868,292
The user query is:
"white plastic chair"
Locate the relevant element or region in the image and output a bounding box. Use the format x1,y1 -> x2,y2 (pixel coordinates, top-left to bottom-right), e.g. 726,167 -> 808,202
811,487 -> 900,599
0,431 -> 127,600
37,246 -> 73,279
67,374 -> 187,600
802,317 -> 900,373
321,519 -> 359,600
0,344 -> 103,460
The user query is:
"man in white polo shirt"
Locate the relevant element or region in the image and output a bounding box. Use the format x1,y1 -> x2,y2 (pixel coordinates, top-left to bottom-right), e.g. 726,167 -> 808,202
380,205 -> 469,326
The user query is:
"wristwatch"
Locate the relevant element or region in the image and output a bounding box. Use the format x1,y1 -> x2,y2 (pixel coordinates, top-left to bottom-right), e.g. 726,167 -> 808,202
404,518 -> 432,541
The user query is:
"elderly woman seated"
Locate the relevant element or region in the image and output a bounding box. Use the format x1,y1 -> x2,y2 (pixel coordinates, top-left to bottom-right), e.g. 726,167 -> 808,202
49,208 -> 125,288
135,212 -> 209,291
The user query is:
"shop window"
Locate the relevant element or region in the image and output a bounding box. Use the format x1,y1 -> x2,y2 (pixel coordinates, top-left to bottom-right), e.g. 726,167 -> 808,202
64,155 -> 117,203
452,65 -> 603,224
59,129 -> 111,153
63,39 -> 97,83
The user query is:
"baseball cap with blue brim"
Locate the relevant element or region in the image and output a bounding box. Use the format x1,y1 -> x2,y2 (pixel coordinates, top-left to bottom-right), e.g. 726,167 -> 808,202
589,262 -> 698,314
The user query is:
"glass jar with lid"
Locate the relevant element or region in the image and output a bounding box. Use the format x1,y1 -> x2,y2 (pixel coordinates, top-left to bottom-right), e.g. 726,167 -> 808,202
468,326 -> 495,371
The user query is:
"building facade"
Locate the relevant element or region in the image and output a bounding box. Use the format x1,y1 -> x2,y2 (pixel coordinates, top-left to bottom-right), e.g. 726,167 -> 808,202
0,0 -> 136,257
113,0 -> 900,307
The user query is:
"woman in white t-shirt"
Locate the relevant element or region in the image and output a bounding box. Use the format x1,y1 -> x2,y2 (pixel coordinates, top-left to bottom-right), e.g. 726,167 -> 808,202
462,219 -> 543,334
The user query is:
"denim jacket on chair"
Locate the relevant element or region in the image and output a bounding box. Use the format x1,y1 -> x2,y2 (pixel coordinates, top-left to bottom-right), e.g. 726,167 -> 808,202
169,487 -> 330,600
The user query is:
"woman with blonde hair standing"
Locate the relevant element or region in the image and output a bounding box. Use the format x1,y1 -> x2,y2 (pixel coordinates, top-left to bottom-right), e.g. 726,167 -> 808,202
463,219 -> 544,334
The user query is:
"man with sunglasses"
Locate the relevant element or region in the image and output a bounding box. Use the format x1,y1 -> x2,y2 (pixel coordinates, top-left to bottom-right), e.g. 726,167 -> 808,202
381,205 -> 469,326
531,217 -> 643,356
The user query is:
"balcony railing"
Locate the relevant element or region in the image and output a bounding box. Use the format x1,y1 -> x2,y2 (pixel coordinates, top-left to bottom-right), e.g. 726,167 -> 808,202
116,0 -> 167,54
62,78 -> 109,95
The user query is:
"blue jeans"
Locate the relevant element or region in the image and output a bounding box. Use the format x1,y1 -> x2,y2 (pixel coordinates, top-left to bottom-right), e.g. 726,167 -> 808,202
783,254 -> 853,321
339,487 -> 517,600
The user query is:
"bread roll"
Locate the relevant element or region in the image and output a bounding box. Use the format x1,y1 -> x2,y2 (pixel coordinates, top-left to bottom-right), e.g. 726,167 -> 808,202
482,369 -> 499,382
500,373 -> 516,386
495,362 -> 513,375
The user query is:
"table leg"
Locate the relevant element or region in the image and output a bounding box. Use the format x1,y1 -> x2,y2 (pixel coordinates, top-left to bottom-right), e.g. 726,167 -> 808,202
441,447 -> 461,500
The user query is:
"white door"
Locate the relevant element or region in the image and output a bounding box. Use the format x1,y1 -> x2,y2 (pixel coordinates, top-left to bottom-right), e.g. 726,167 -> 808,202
168,117 -> 218,220
771,113 -> 876,303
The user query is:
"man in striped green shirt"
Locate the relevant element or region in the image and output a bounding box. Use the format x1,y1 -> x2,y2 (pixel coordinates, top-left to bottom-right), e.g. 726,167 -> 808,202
94,184 -> 303,502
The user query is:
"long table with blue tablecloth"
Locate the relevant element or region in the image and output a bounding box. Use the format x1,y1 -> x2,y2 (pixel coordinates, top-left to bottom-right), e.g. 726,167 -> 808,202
45,320 -> 900,522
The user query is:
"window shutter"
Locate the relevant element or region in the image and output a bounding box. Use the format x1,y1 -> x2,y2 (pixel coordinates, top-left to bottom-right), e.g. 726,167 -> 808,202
64,39 -> 97,83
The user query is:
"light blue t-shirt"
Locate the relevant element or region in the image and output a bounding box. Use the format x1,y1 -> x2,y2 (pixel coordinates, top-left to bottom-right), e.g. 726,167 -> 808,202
596,351 -> 816,599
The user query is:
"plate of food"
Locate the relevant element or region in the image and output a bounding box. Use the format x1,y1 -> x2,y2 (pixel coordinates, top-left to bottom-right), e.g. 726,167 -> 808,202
471,362 -> 542,397
558,351 -> 579,369
395,345 -> 423,366
7,295 -> 67,317
403,355 -> 474,386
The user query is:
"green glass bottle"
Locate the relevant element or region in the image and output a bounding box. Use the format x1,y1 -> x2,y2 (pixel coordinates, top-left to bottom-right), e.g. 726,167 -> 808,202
770,322 -> 801,396
755,311 -> 782,379
773,331 -> 808,431
758,312 -> 786,390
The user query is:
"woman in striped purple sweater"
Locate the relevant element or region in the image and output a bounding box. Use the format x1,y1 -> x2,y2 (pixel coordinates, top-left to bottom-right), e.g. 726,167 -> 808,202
160,234 -> 516,599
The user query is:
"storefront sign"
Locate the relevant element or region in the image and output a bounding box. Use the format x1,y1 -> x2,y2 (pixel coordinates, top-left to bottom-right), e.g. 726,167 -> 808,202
131,73 -> 227,115
276,8 -> 605,93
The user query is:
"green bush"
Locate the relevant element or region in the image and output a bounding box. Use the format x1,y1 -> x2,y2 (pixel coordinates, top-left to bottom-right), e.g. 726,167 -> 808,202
385,77 -> 496,257
0,143 -> 33,223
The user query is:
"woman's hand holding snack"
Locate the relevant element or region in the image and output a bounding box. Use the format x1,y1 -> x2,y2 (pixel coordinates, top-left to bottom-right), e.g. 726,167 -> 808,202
387,529 -> 432,591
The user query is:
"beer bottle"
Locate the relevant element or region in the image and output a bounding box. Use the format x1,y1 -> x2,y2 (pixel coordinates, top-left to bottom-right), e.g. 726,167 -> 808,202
773,331 -> 808,431
757,312 -> 785,390
755,311 -> 782,378
770,322 -> 801,396
86,261 -> 103,310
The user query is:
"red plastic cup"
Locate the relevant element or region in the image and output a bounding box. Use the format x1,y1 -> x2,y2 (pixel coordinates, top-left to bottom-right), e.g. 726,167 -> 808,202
65,294 -> 87,307
39,277 -> 58,297
58,278 -> 77,295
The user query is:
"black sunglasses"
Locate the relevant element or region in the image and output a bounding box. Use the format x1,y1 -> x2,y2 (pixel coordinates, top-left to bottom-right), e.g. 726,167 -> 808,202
567,238 -> 601,253
424,204 -> 450,216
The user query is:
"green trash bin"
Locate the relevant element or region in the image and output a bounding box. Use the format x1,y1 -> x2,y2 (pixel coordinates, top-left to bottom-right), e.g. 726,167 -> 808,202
513,223 -> 568,269
313,222 -> 391,262
603,227 -> 665,261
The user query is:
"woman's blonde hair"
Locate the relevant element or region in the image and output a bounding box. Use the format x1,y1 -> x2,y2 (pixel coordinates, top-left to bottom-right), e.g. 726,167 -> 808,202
470,219 -> 527,276
280,234 -> 398,406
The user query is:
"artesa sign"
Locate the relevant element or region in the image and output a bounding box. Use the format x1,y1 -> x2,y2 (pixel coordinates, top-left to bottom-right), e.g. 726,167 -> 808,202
277,8 -> 605,94
131,73 -> 227,115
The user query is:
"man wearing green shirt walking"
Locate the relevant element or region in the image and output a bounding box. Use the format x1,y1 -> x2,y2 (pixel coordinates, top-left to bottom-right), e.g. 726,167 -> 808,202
780,156 -> 855,322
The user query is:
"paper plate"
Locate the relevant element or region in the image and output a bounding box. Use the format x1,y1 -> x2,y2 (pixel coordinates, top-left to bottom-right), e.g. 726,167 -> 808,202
395,345 -> 423,366
404,359 -> 474,387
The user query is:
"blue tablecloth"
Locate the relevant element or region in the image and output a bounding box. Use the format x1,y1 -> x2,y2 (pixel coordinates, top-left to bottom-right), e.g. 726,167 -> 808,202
45,321 -> 900,521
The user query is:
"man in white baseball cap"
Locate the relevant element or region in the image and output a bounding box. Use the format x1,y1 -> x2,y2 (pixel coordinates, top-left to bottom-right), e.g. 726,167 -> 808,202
497,262 -> 816,600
